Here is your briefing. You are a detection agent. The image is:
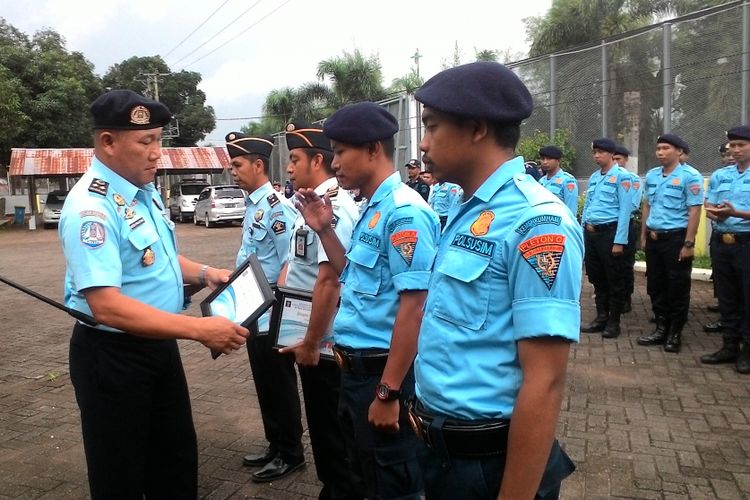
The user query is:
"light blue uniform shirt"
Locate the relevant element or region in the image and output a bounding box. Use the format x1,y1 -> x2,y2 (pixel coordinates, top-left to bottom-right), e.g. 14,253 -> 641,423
59,157 -> 183,331
415,157 -> 583,419
334,172 -> 440,350
581,165 -> 633,244
428,182 -> 462,217
539,169 -> 579,216
706,164 -> 750,233
238,181 -> 297,330
644,164 -> 704,230
629,172 -> 644,213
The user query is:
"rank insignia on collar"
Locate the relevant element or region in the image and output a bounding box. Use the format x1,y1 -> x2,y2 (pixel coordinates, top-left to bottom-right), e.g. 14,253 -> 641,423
255,209 -> 264,222
267,193 -> 280,207
518,234 -> 566,290
326,186 -> 339,199
470,210 -> 495,237
124,208 -> 135,220
142,247 -> 155,266
368,211 -> 381,229
152,197 -> 163,210
88,178 -> 109,196
391,230 -> 418,266
113,193 -> 126,206
331,214 -> 339,229
130,199 -> 138,207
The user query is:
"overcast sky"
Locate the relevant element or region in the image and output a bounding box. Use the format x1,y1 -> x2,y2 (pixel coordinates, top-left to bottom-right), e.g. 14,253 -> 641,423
1,0 -> 552,143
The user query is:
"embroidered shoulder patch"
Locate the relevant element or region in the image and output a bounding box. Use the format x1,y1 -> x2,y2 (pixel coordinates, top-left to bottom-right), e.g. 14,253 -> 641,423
271,219 -> 286,235
621,180 -> 631,191
79,210 -> 107,220
390,230 -> 418,266
387,217 -> 413,232
80,221 -> 106,248
515,215 -> 562,236
267,193 -> 280,207
633,180 -> 641,190
517,234 -> 566,290
566,181 -> 576,192
689,183 -> 701,195
88,178 -> 109,196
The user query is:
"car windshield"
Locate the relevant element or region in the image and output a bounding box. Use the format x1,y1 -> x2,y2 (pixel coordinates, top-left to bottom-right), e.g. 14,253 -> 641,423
46,193 -> 67,204
180,184 -> 207,195
216,188 -> 244,199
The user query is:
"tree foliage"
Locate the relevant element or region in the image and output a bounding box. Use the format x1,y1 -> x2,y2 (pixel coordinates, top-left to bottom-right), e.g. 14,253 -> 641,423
517,129 -> 577,173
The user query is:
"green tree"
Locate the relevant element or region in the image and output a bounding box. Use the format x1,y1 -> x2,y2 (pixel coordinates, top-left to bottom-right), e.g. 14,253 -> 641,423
441,41 -> 463,69
517,129 -> 577,172
317,49 -> 387,107
389,69 -> 423,94
474,49 -> 498,62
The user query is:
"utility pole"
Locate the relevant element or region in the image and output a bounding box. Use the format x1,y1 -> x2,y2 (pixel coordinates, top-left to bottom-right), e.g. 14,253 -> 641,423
412,49 -> 423,160
140,71 -> 171,206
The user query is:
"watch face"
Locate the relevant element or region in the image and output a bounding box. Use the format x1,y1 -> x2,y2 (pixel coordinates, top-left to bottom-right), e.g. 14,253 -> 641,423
376,384 -> 390,400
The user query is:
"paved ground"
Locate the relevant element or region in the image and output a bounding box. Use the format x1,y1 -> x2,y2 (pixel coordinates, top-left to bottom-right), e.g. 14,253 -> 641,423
0,222 -> 748,499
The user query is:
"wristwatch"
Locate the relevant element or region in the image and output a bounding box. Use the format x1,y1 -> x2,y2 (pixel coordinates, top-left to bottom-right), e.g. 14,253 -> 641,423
375,382 -> 401,402
683,240 -> 695,248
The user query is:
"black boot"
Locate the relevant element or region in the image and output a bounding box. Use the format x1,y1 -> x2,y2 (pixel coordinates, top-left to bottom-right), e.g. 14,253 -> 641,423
700,337 -> 740,364
602,312 -> 621,339
736,343 -> 750,374
663,326 -> 682,353
581,311 -> 608,333
638,318 -> 668,346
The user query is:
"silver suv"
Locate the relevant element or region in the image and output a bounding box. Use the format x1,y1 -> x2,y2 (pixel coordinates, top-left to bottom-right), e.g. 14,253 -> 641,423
169,180 -> 209,222
193,185 -> 246,227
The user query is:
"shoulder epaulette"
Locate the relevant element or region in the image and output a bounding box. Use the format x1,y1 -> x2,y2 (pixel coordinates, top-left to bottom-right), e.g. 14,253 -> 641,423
88,178 -> 109,197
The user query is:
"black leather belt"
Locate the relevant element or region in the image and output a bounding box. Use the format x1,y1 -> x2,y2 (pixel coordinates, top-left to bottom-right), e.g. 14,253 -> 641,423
585,221 -> 617,233
647,227 -> 687,241
713,232 -> 750,245
332,345 -> 388,375
407,399 -> 510,458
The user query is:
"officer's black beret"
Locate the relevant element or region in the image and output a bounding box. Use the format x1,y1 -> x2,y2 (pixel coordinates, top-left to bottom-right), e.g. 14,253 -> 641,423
727,125 -> 750,141
285,121 -> 331,151
657,133 -> 689,154
323,102 -> 398,145
225,132 -> 274,159
90,89 -> 172,130
415,61 -> 533,124
614,145 -> 630,157
538,145 -> 562,159
406,159 -> 421,169
591,138 -> 617,153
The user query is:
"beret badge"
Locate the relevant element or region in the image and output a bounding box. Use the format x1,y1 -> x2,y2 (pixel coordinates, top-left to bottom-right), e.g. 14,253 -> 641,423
129,105 -> 151,125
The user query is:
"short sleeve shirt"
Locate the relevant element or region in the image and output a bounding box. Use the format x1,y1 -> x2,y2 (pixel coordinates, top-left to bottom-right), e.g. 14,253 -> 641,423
539,169 -> 579,217
644,164 -> 704,230
706,164 -> 750,233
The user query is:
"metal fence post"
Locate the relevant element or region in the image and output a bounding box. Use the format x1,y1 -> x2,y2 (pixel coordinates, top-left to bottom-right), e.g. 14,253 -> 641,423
601,41 -> 608,137
550,54 -> 557,138
663,22 -> 673,133
742,1 -> 750,123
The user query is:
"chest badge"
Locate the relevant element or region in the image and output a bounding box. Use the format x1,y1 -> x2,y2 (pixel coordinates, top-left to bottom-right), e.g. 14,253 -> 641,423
255,209 -> 264,222
142,247 -> 155,267
368,211 -> 381,229
470,210 -> 495,237
124,208 -> 135,220
113,193 -> 126,206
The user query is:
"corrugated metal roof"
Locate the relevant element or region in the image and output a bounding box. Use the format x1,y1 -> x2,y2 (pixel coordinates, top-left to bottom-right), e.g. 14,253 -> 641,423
9,147 -> 231,177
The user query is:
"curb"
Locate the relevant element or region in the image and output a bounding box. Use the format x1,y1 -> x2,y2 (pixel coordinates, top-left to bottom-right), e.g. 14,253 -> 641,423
634,261 -> 711,281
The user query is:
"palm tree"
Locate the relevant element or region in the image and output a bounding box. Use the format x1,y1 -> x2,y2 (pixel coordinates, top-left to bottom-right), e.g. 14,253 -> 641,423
317,49 -> 387,107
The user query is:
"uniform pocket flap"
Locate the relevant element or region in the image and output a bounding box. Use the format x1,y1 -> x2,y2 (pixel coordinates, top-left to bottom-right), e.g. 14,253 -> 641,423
437,248 -> 491,283
347,243 -> 380,269
127,227 -> 159,251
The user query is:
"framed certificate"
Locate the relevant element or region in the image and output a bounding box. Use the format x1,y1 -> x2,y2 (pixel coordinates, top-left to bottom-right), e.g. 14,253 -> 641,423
200,255 -> 275,358
268,286 -> 335,360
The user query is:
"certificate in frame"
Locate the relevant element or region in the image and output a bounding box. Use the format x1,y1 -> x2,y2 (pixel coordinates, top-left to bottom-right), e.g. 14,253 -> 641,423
268,286 -> 335,360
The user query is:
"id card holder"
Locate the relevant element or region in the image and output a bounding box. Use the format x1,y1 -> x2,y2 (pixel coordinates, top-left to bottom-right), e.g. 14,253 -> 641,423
295,228 -> 309,258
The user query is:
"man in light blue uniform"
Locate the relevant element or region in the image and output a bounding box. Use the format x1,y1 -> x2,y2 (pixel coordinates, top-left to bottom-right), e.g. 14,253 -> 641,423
580,138 -> 633,338
225,132 -> 305,481
636,134 -> 703,354
428,178 -> 462,229
538,145 -> 579,216
276,121 -> 361,499
702,125 -> 750,374
294,102 -> 440,499
412,62 -> 581,500
61,90 -> 248,499
613,144 -> 642,313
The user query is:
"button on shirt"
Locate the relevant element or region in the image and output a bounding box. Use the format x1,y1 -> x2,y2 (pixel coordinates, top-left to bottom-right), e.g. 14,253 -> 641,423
644,164 -> 704,230
706,164 -> 750,233
60,157 -> 183,331
581,165 -> 633,244
428,182 -> 463,218
415,157 -> 583,420
539,169 -> 579,216
238,182 -> 297,329
334,172 -> 440,350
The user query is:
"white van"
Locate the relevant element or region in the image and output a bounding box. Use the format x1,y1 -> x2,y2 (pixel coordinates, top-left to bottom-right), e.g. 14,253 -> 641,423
168,180 -> 209,222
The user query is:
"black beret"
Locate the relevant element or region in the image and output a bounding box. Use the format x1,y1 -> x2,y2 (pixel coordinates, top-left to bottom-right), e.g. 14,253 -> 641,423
727,125 -> 750,141
90,89 -> 172,130
323,102 -> 398,145
285,121 -> 331,151
614,145 -> 631,157
591,138 -> 617,153
538,145 -> 562,159
406,159 -> 421,168
415,61 -> 533,124
225,132 -> 274,159
657,133 -> 689,154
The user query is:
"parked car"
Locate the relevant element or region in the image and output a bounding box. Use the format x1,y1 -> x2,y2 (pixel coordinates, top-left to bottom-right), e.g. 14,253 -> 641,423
42,190 -> 69,229
193,185 -> 246,227
169,180 -> 209,222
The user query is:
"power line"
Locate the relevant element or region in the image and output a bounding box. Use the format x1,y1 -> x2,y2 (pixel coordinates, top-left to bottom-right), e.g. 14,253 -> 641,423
163,0 -> 232,59
171,0 -> 264,67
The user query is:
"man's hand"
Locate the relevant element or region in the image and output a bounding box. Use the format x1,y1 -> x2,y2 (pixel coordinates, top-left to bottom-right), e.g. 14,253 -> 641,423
368,398 -> 400,433
611,244 -> 624,256
705,201 -> 735,221
293,189 -> 334,233
205,267 -> 231,290
679,245 -> 694,262
195,316 -> 249,355
279,339 -> 321,367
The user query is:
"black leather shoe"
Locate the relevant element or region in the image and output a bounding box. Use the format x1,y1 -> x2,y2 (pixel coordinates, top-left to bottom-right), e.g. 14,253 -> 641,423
703,321 -> 723,333
638,319 -> 667,346
243,447 -> 278,467
251,456 -> 305,483
736,346 -> 750,374
663,332 -> 681,353
581,315 -> 608,333
700,346 -> 739,364
707,303 -> 720,313
602,323 -> 620,339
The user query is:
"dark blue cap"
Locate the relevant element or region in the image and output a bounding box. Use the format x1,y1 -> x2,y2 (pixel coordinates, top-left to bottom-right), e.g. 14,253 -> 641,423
591,138 -> 617,153
538,145 -> 562,159
285,121 -> 331,151
614,145 -> 630,157
415,62 -> 533,124
727,125 -> 750,141
657,133 -> 689,154
323,102 -> 398,145
225,132 -> 274,159
90,89 -> 172,130
406,159 -> 421,169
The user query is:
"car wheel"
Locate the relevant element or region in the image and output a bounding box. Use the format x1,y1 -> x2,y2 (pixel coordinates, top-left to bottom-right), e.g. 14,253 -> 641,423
204,214 -> 212,228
